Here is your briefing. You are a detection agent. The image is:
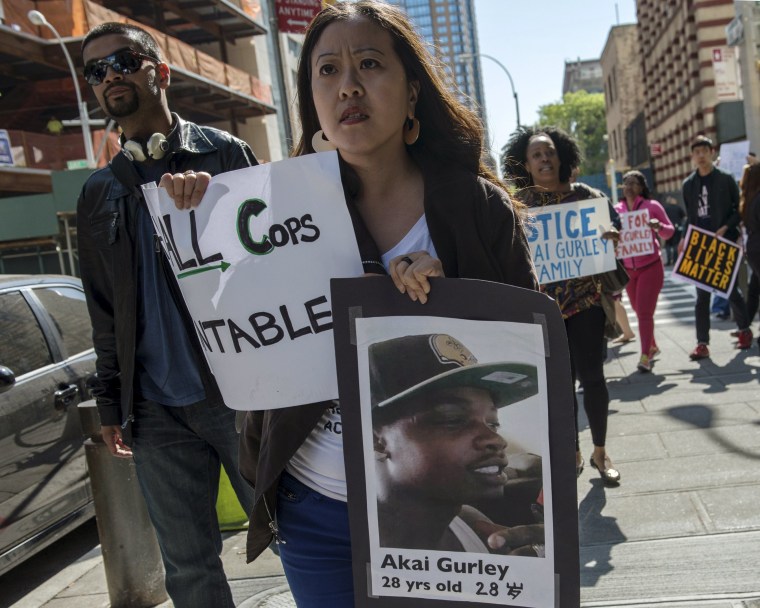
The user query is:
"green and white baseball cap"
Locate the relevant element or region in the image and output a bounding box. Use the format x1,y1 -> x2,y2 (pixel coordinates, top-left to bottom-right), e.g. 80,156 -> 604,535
369,334 -> 538,414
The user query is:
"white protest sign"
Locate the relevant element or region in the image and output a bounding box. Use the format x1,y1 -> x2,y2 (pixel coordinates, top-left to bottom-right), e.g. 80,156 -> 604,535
719,139 -> 750,182
142,151 -> 363,410
617,209 -> 654,259
525,198 -> 616,284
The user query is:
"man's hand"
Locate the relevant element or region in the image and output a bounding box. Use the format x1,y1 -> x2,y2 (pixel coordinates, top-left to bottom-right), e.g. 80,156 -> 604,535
472,520 -> 545,556
388,251 -> 444,304
159,171 -> 212,209
101,425 -> 133,458
677,238 -> 685,254
716,225 -> 728,237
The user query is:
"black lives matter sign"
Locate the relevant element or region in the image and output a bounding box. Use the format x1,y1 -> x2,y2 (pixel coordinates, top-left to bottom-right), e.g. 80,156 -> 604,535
673,225 -> 742,297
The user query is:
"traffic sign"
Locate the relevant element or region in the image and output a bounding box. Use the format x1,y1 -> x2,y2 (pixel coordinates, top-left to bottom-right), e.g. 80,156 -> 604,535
275,0 -> 321,34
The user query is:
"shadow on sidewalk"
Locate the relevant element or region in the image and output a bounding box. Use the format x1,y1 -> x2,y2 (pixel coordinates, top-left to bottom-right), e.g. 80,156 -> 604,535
577,480 -> 627,588
668,404 -> 760,460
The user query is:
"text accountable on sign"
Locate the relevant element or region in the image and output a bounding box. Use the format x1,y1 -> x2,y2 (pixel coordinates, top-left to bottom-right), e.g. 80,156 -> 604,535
153,198 -> 331,353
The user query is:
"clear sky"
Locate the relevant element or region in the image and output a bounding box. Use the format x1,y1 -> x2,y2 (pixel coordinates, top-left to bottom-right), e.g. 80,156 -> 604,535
471,0 -> 638,163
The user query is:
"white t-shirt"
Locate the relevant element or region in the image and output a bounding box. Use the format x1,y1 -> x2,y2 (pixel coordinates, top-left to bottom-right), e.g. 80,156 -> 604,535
286,214 -> 438,501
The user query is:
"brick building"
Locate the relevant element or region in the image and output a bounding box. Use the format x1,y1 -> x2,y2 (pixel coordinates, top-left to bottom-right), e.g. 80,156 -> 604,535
601,24 -> 646,170
637,0 -> 738,194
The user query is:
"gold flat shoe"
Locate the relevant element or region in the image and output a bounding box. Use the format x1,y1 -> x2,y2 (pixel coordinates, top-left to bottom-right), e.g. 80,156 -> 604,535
590,454 -> 621,486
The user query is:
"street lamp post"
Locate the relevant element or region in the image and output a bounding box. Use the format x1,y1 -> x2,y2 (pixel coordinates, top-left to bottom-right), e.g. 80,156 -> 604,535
28,9 -> 96,169
457,52 -> 521,129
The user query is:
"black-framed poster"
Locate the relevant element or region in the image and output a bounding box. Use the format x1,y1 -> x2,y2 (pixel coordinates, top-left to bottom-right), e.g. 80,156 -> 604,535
331,277 -> 579,608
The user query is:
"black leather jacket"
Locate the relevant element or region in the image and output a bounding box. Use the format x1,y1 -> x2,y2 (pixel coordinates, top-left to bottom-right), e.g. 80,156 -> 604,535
77,114 -> 257,427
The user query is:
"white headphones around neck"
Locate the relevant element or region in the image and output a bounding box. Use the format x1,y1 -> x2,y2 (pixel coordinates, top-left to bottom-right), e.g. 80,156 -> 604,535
122,133 -> 169,162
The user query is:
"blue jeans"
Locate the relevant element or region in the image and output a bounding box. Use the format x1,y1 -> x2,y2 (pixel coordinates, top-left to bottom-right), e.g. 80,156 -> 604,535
276,471 -> 354,608
131,399 -> 254,608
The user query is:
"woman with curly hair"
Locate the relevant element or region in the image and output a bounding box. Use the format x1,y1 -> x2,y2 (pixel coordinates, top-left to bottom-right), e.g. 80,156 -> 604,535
503,126 -> 621,486
615,170 -> 674,372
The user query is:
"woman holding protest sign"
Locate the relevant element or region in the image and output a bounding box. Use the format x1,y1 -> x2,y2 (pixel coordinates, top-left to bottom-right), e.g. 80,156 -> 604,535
615,171 -> 674,373
237,2 -> 537,605
503,125 -> 621,486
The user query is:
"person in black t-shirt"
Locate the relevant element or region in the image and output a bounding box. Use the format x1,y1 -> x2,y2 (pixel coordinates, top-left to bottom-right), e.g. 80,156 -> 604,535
680,136 -> 752,359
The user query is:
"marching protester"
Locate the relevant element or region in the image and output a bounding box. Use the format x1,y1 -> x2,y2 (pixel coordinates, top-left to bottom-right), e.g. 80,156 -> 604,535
77,23 -> 256,607
680,135 -> 752,359
237,2 -> 538,606
503,126 -> 621,486
740,163 -> 760,348
615,170 -> 674,372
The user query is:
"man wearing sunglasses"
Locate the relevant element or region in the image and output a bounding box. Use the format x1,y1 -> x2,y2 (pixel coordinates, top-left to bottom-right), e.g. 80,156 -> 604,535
77,22 -> 257,608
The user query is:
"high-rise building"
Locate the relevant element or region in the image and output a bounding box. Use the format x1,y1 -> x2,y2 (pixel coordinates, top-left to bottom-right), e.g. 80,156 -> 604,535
387,0 -> 486,115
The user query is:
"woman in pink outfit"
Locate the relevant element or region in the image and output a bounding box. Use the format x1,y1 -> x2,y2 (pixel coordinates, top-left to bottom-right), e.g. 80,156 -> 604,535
615,171 -> 675,372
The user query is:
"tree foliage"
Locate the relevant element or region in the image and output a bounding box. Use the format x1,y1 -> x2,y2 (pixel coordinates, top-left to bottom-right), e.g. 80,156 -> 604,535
536,90 -> 608,175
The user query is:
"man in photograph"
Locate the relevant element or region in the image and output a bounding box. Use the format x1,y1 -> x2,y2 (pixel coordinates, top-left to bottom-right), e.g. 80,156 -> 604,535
370,333 -> 545,556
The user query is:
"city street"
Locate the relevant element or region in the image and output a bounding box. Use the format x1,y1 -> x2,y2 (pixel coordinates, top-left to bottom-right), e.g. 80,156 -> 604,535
1,275 -> 759,608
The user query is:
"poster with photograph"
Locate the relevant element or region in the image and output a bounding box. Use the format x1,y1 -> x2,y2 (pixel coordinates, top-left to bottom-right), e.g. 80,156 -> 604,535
672,225 -> 743,298
332,277 -> 579,608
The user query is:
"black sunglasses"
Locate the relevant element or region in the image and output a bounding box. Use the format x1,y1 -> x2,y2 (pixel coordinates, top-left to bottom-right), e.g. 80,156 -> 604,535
83,48 -> 158,85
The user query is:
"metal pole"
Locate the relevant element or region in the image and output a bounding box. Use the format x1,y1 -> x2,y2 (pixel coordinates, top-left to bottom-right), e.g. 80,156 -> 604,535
459,53 -> 521,129
608,159 -> 619,205
28,10 -> 96,168
477,53 -> 520,129
266,0 -> 294,154
61,214 -> 76,277
78,401 -> 167,608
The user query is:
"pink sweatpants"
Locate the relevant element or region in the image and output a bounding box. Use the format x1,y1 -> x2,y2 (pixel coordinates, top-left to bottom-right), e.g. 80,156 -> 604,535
625,260 -> 664,357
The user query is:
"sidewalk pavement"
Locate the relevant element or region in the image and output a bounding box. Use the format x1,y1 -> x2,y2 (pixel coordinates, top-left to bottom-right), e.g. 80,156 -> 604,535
8,283 -> 760,608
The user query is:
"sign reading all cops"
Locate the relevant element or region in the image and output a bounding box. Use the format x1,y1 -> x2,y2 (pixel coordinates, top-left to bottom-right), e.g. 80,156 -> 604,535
142,151 -> 363,410
672,225 -> 742,298
525,198 -> 616,284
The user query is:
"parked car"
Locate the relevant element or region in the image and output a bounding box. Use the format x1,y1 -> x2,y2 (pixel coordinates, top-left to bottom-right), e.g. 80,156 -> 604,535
0,275 -> 96,575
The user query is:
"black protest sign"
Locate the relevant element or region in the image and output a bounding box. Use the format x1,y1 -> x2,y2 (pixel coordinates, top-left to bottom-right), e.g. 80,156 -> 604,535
673,225 -> 743,297
331,277 -> 579,608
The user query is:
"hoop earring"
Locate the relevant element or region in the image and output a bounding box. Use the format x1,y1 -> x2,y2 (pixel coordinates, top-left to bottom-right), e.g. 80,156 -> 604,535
404,117 -> 420,145
312,129 -> 337,153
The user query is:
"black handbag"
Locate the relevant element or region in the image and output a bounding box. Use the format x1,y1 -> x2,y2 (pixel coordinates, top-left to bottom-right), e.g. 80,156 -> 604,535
598,259 -> 629,296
